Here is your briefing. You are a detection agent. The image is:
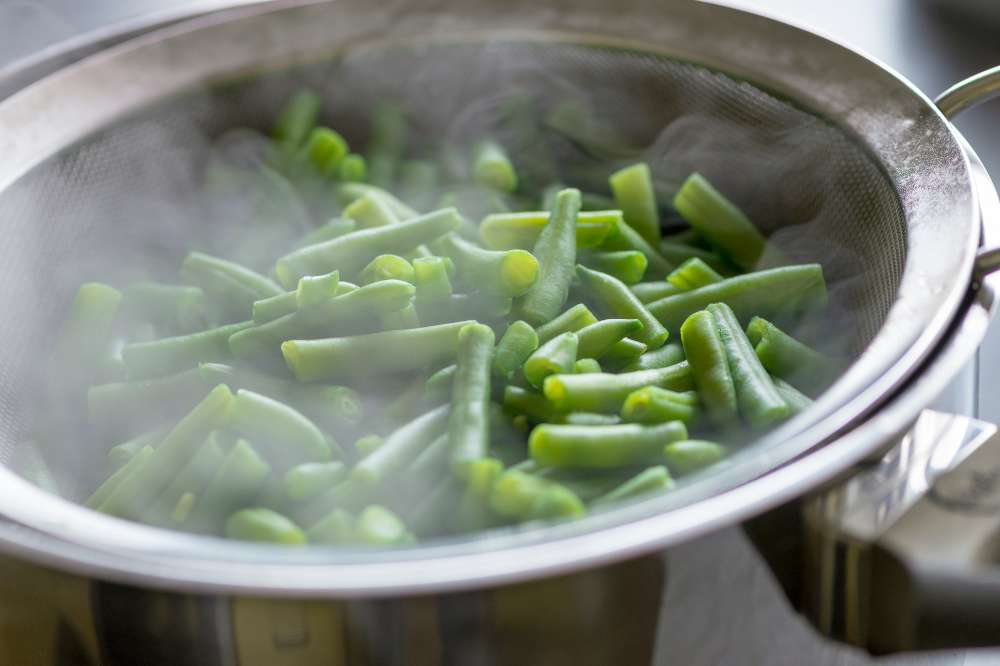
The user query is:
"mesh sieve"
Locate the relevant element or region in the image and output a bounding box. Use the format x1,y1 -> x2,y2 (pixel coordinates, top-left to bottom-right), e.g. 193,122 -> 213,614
0,0 -> 983,585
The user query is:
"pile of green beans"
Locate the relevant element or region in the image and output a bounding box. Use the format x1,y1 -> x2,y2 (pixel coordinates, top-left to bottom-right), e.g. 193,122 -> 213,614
40,89 -> 838,547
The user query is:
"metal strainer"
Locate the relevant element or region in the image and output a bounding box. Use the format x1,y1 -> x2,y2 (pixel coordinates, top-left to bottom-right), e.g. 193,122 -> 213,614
0,0 -> 997,598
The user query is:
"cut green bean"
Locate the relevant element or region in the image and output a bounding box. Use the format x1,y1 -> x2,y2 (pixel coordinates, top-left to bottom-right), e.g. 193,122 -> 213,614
409,433 -> 451,479
283,461 -> 348,502
575,318 -> 643,360
667,257 -> 723,291
87,445 -> 154,509
600,218 -> 674,279
171,492 -> 197,524
600,338 -> 648,368
772,377 -> 813,415
620,342 -> 685,372
448,324 -> 495,472
631,281 -> 681,304
424,364 -> 458,405
108,430 -> 163,470
359,254 -> 415,285
534,303 -> 599,344
621,387 -> 699,424
559,412 -> 619,426
543,362 -> 692,414
707,302 -> 789,426
573,358 -> 602,374
503,385 -> 561,422
592,466 -> 674,506
99,384 -> 234,518
412,255 -> 454,315
473,140 -> 518,193
122,321 -> 251,379
344,193 -> 399,229
366,102 -> 406,187
381,302 -> 420,330
88,369 -> 207,435
300,127 -> 348,175
274,207 -> 462,288
228,389 -> 335,468
680,310 -> 738,423
296,270 -> 340,308
273,89 -> 320,149
492,320 -> 539,380
746,316 -> 835,393
283,320 -> 473,382
432,234 -> 539,297
52,282 -> 122,380
144,433 -> 227,525
479,211 -> 617,251
490,470 -> 585,520
186,439 -> 272,534
307,508 -> 357,544
647,264 -> 827,332
530,421 -> 687,468
575,264 -> 669,350
225,507 -> 307,544
523,332 -> 579,389
121,282 -> 204,333
520,188 -> 581,325
580,250 -> 648,285
356,505 -> 412,545
182,252 -> 282,299
609,163 -> 660,246
658,241 -> 731,275
663,440 -> 726,475
673,173 -> 768,271
353,404 -> 450,486
294,219 -> 357,249
354,434 -> 385,457
338,154 -> 367,182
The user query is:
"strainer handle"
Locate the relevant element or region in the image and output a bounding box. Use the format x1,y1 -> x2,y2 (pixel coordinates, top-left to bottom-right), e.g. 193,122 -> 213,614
934,65 -> 1000,119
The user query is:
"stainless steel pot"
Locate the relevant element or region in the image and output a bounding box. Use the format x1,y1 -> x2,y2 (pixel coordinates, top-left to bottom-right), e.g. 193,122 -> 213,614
0,0 -> 999,662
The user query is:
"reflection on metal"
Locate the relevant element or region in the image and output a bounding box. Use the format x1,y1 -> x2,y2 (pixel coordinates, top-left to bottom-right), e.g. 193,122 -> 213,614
804,410 -> 1000,652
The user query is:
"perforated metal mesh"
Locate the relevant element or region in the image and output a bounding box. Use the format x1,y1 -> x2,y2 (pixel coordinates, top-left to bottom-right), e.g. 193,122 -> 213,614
0,40 -> 906,496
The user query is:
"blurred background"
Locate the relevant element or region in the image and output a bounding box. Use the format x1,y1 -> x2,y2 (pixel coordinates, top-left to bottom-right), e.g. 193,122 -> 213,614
2,1 -> 1000,664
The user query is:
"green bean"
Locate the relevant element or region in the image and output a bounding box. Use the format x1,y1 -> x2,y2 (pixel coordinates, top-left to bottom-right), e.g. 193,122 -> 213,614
186,268 -> 259,323
294,219 -> 357,249
663,440 -> 726,475
523,332 -> 579,389
229,389 -> 335,467
412,255 -> 454,316
252,271 -> 342,324
503,385 -> 561,422
478,211 -> 617,251
560,411 -> 619,426
530,421 -> 687,468
520,188 -> 581,325
746,316 -> 835,393
631,281 -> 681,304
283,320 -> 473,382
88,369 -> 207,435
424,364 -> 457,405
182,252 -> 282,299
534,303 -> 598,344
307,508 -> 357,544
230,280 -> 415,364
600,338 -> 648,368
573,358 -> 602,374
383,376 -> 429,424
144,432 -> 228,525
580,250 -> 647,285
274,207 -> 462,288
366,102 -> 406,187
356,505 -> 413,545
647,264 -> 827,332
432,233 -> 539,297
680,310 -> 737,423
621,387 -> 699,424
121,282 -> 204,333
171,492 -> 197,524
592,466 -> 673,506
410,433 -> 451,479
344,193 -> 399,229
707,302 -> 789,426
359,254 -> 415,285
283,461 -> 347,502
667,257 -> 723,291
620,342 -> 685,372
336,183 -> 421,222
352,405 -> 450,486
673,173 -> 768,271
575,265 -> 669,350
52,282 -> 122,379
99,384 -> 234,518
353,434 -> 384,457
87,445 -> 154,509
185,439 -> 272,534
542,362 -> 692,413
121,321 -> 251,379
381,302 -> 421,330
273,89 -> 320,149
490,470 -> 585,520
108,430 -> 163,470
609,163 -> 661,245
492,320 -> 539,380
600,218 -> 674,279
448,324 -> 495,471
772,376 -> 813,415
658,241 -> 731,275
473,140 -> 518,193
338,154 -> 367,182
575,318 -> 643,360
225,507 -> 307,544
